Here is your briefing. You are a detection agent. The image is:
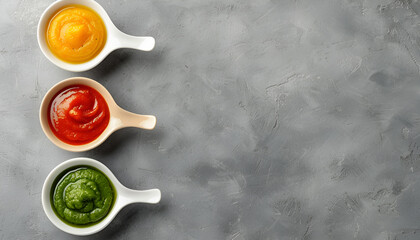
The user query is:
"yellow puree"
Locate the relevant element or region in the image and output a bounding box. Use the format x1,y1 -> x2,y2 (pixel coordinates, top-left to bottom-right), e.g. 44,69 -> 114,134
46,5 -> 107,63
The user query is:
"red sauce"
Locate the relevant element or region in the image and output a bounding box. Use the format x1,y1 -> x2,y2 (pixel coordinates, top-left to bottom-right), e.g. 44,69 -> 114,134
48,85 -> 110,145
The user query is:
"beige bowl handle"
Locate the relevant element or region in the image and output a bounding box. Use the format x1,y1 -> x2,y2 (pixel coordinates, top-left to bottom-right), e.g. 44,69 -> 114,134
115,107 -> 156,130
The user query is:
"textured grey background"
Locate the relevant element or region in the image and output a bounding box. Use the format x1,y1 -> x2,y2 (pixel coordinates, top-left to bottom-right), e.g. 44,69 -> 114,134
1,0 -> 420,239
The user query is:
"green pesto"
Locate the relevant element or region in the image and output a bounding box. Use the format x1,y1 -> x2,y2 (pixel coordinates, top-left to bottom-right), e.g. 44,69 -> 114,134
50,166 -> 115,227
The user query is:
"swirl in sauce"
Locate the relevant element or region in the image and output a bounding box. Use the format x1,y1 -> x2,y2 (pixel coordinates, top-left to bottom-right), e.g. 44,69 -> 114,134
48,85 -> 110,145
51,166 -> 115,226
46,5 -> 107,63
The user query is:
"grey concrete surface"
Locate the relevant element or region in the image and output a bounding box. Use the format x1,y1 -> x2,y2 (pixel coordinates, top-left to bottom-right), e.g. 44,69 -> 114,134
2,0 -> 420,239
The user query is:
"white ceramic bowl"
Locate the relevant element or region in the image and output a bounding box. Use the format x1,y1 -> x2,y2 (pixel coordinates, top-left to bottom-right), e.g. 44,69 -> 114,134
42,157 -> 161,235
39,77 -> 156,152
37,0 -> 155,72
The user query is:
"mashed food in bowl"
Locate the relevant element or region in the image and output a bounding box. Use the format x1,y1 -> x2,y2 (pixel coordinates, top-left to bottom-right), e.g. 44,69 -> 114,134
51,166 -> 115,226
46,5 -> 107,63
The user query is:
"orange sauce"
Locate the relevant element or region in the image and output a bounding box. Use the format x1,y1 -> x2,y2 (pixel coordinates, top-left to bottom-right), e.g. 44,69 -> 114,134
46,5 -> 107,63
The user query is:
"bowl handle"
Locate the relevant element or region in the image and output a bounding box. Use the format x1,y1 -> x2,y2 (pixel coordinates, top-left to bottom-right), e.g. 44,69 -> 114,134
120,188 -> 161,205
115,107 -> 156,130
114,30 -> 155,51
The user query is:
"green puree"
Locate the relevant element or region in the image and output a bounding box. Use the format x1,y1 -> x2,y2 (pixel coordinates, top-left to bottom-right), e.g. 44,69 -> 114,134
51,166 -> 115,227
